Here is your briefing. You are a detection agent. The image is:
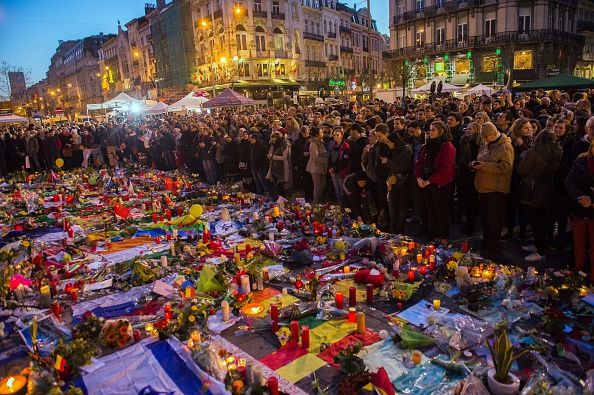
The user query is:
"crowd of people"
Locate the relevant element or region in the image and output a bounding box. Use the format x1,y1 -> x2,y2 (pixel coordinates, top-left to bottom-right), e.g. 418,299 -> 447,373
1,87 -> 594,281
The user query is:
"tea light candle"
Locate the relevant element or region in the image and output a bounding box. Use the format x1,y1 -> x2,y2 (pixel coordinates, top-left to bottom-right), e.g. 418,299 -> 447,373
349,286 -> 357,307
0,375 -> 27,395
416,253 -> 422,264
221,301 -> 230,322
240,274 -> 250,295
301,325 -> 310,349
366,284 -> 373,304
335,292 -> 344,309
408,269 -> 415,282
267,376 -> 279,395
432,299 -> 441,311
348,307 -> 356,323
411,350 -> 422,365
40,285 -> 51,308
273,206 -> 281,217
290,320 -> 299,342
357,311 -> 366,334
160,255 -> 168,267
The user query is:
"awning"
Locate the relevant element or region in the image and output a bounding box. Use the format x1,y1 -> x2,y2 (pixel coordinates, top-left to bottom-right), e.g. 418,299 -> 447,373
231,79 -> 301,89
514,73 -> 594,91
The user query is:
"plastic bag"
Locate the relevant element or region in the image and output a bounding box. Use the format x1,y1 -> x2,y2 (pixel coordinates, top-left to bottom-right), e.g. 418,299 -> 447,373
426,312 -> 492,351
395,326 -> 435,349
195,265 -> 226,293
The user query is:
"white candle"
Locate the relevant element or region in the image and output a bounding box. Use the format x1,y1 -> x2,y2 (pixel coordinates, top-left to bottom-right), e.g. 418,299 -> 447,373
257,277 -> 264,291
252,365 -> 263,385
172,228 -> 178,239
221,300 -> 230,322
240,274 -> 251,295
14,285 -> 25,303
282,287 -> 288,295
40,285 -> 51,308
170,242 -> 176,256
160,255 -> 168,267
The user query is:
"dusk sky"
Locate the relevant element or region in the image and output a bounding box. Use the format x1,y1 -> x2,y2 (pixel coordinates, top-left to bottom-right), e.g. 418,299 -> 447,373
0,0 -> 390,85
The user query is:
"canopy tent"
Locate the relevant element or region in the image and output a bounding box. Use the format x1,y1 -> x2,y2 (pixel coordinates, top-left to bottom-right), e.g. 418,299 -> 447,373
412,79 -> 461,94
202,88 -> 257,108
168,91 -> 210,112
514,74 -> 594,91
144,101 -> 168,115
87,92 -> 142,111
0,114 -> 28,124
465,84 -> 495,95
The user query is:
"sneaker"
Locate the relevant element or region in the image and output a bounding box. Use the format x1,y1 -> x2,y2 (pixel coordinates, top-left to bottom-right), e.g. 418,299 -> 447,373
525,252 -> 543,262
521,244 -> 537,253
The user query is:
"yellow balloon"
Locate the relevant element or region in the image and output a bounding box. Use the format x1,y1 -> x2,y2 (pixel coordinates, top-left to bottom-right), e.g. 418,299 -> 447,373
189,204 -> 203,218
55,158 -> 64,168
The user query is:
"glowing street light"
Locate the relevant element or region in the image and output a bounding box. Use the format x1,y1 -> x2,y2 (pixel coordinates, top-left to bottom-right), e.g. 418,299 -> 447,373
220,56 -> 227,64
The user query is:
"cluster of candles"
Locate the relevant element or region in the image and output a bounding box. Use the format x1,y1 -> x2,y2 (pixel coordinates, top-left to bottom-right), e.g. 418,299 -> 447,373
334,286 -> 368,333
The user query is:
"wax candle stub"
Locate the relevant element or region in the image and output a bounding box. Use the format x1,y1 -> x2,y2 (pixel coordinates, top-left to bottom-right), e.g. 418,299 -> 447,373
357,311 -> 366,334
349,286 -> 357,307
335,292 -> 344,309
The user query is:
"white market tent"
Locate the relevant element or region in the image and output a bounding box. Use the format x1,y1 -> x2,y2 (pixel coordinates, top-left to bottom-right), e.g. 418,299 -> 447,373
412,79 -> 461,94
0,114 -> 28,124
466,84 -> 495,95
168,91 -> 209,112
87,92 -> 143,111
144,101 -> 169,115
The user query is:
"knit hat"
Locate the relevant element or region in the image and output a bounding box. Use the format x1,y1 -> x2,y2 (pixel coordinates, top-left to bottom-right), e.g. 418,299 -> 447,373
480,122 -> 498,136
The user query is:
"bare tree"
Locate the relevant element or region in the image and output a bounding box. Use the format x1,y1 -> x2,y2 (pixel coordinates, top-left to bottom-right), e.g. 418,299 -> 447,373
385,57 -> 424,99
0,61 -> 33,101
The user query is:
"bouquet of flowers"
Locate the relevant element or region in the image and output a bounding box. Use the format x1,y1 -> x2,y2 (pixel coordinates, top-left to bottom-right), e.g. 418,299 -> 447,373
101,320 -> 133,349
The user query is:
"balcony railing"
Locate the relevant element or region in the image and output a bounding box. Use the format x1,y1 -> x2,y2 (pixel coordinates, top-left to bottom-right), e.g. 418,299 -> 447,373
328,54 -> 339,61
394,0 -> 479,24
304,32 -> 325,42
389,30 -> 584,58
340,26 -> 352,33
363,46 -> 369,52
340,46 -> 354,53
305,60 -> 326,67
578,20 -> 594,32
327,32 -> 337,39
344,68 -> 355,75
252,9 -> 268,18
274,49 -> 289,58
271,12 -> 285,20
255,50 -> 270,58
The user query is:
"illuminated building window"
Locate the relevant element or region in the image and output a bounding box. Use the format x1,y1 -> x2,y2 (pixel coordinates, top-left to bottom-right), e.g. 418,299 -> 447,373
482,54 -> 499,72
513,50 -> 533,70
455,58 -> 470,74
434,60 -> 446,75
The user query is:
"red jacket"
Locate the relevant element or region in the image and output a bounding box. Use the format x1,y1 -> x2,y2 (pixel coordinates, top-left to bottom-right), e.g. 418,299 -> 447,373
415,141 -> 456,187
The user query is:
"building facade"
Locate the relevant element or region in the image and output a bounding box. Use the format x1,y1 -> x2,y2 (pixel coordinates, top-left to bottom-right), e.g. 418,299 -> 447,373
388,0 -> 584,88
190,0 -> 385,101
576,0 -> 594,78
8,72 -> 27,103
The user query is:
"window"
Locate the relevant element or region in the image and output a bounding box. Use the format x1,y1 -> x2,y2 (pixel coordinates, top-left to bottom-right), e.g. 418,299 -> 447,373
514,50 -> 533,69
519,15 -> 531,33
257,63 -> 269,77
273,27 -> 284,50
455,58 -> 470,74
273,1 -> 280,14
415,30 -> 424,47
416,0 -> 424,12
485,19 -> 495,37
397,4 -> 405,16
548,8 -> 554,28
254,0 -> 261,11
436,27 -> 445,44
398,35 -> 406,48
436,0 -> 444,8
255,26 -> 266,51
238,63 -> 250,77
457,23 -> 468,41
482,54 -> 499,72
236,34 -> 247,50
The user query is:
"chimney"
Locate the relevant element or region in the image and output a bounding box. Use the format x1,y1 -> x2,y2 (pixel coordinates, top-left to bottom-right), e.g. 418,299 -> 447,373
156,0 -> 165,9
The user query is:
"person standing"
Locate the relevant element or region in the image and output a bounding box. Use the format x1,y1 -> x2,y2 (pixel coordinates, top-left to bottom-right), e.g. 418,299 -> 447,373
26,130 -> 40,171
518,129 -> 562,262
386,133 -> 413,234
456,122 -> 481,234
266,131 -> 291,199
415,121 -> 456,246
292,126 -> 312,199
565,140 -> 594,282
105,123 -> 121,168
306,126 -> 328,204
328,126 -> 351,206
248,132 -> 269,194
471,122 -> 514,260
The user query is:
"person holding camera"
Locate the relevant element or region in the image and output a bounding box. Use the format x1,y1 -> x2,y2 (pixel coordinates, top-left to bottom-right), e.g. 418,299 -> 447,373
471,122 -> 514,260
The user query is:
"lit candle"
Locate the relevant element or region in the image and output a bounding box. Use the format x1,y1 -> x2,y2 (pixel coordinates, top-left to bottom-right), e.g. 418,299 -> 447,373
144,323 -> 155,334
482,270 -> 492,281
348,307 -> 356,323
343,265 -> 350,273
290,320 -> 299,342
267,376 -> 279,395
408,270 -> 415,282
433,299 -> 441,311
273,206 -> 281,217
240,274 -> 251,294
234,253 -> 241,265
411,350 -> 422,365
416,253 -> 422,264
357,311 -> 366,334
429,256 -> 436,272
160,255 -> 168,267
408,241 -> 415,250
0,375 -> 27,395
301,325 -> 310,349
366,284 -> 373,304
349,286 -> 357,307
339,252 -> 346,261
256,277 -> 264,291
221,301 -> 230,322
40,285 -> 51,308
262,267 -> 269,282
419,265 -> 427,275
335,292 -> 344,309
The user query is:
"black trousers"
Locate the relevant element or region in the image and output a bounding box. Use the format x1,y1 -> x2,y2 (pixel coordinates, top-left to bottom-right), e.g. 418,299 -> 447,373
420,183 -> 452,240
389,184 -> 409,234
480,192 -> 507,254
525,205 -> 548,254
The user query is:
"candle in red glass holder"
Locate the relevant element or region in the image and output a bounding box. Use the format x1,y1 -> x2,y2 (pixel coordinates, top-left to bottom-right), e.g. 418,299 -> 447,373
272,320 -> 279,333
349,286 -> 356,307
290,320 -> 299,342
348,307 -> 356,322
429,245 -> 435,254
424,249 -> 431,258
461,240 -> 470,253
166,234 -> 172,241
335,292 -> 344,309
165,209 -> 171,221
419,265 -> 428,275
408,241 -> 415,250
429,255 -> 436,271
366,284 -> 373,304
155,236 -> 161,244
177,207 -> 182,217
267,377 -> 279,395
408,270 -> 415,282
270,304 -> 279,321
152,212 -> 157,223
159,214 -> 164,222
301,326 -> 310,349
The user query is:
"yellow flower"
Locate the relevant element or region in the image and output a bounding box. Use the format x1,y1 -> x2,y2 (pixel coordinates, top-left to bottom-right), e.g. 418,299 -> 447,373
22,240 -> 30,248
187,315 -> 196,322
191,305 -> 198,311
